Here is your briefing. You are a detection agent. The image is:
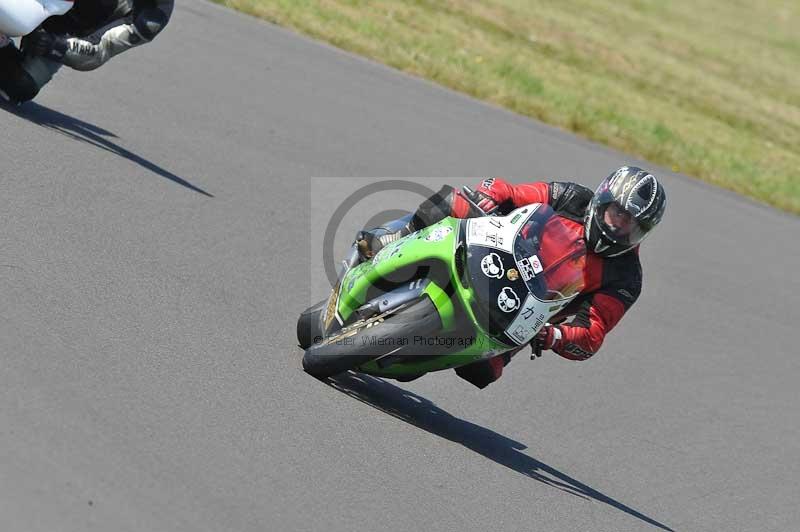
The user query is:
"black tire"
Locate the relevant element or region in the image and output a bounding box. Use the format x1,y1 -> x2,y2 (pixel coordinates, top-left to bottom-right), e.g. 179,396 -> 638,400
302,297 -> 441,379
297,299 -> 327,350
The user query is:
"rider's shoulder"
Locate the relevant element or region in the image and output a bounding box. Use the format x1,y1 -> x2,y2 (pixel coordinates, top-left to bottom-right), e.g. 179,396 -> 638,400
547,181 -> 593,220
548,181 -> 593,198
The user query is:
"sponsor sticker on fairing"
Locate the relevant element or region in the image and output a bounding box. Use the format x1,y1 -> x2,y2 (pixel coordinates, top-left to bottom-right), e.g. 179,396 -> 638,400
497,287 -> 521,313
480,253 -> 504,279
504,293 -> 570,345
517,258 -> 535,281
372,241 -> 401,264
530,255 -> 543,274
425,226 -> 453,242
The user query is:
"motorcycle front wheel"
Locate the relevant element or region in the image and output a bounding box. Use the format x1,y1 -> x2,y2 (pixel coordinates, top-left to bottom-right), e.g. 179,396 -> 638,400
301,297 -> 441,379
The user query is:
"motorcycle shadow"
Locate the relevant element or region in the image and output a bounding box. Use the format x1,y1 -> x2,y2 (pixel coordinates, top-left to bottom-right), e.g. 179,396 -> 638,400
327,372 -> 674,532
1,100 -> 212,197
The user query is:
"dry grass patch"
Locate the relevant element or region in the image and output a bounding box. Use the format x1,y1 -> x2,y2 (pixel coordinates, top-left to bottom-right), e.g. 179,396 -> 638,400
214,0 -> 800,214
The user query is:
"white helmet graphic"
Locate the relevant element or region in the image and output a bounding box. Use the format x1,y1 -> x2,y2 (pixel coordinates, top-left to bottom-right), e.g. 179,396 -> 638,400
480,253 -> 504,279
497,287 -> 520,313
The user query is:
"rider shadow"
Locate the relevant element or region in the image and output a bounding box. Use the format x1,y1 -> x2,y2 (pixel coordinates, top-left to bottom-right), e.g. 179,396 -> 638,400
1,100 -> 213,197
327,372 -> 675,532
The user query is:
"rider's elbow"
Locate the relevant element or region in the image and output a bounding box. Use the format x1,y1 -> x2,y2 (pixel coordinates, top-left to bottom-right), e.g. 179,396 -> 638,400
555,341 -> 599,361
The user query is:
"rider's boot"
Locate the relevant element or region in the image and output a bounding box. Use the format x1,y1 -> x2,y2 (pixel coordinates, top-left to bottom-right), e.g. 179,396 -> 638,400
356,213 -> 417,260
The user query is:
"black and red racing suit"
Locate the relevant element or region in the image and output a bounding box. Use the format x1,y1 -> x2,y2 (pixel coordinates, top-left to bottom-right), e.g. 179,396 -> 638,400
410,178 -> 643,388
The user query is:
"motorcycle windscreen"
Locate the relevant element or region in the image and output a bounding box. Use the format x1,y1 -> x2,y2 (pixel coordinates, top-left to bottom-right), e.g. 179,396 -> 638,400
466,204 -> 586,346
0,0 -> 72,37
513,210 -> 586,302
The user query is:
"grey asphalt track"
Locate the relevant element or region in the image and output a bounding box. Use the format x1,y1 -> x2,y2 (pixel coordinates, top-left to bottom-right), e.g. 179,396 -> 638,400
2,2 -> 798,531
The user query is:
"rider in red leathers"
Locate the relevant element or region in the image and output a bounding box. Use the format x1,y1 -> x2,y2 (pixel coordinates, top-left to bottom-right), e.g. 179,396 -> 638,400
357,166 -> 667,388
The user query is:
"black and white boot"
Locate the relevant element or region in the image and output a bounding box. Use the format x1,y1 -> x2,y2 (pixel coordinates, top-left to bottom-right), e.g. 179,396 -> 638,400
355,213 -> 417,260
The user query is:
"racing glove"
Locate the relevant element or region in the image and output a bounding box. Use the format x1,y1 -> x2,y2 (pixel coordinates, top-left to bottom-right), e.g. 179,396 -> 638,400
534,324 -> 562,351
475,177 -> 515,213
474,177 -> 510,213
22,29 -> 68,62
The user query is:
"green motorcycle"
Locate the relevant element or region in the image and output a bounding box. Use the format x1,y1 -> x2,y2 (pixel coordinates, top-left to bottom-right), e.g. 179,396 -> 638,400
298,189 -> 587,379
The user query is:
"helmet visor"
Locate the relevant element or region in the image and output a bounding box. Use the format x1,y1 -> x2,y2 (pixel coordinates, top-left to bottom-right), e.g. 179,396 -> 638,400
595,201 -> 649,247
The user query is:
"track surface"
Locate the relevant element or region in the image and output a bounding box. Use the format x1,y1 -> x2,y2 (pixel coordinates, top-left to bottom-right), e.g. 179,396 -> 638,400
2,2 -> 798,531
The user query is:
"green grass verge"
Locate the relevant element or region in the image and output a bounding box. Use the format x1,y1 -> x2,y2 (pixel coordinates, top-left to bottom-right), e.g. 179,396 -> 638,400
213,0 -> 800,214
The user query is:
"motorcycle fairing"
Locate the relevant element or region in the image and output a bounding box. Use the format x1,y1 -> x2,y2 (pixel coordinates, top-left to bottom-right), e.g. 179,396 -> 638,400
0,0 -> 73,37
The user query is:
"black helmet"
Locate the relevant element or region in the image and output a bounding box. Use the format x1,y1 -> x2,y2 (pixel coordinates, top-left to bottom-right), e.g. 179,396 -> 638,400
585,166 -> 666,257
